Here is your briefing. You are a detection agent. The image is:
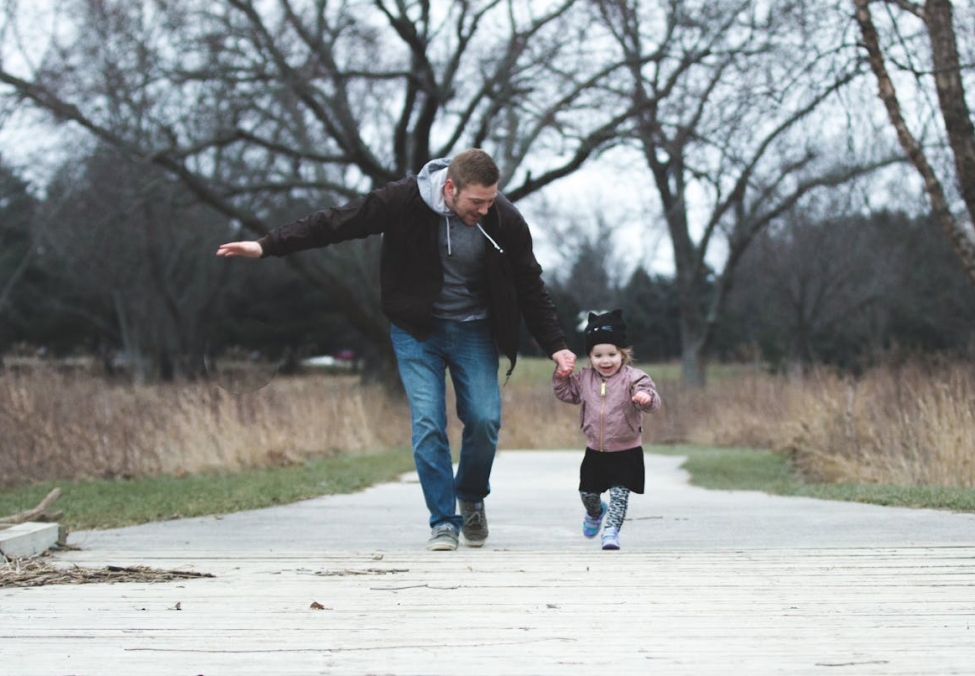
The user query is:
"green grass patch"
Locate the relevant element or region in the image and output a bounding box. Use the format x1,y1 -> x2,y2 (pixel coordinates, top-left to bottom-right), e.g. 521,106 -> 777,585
6,444 -> 972,533
650,444 -> 975,512
0,449 -> 415,531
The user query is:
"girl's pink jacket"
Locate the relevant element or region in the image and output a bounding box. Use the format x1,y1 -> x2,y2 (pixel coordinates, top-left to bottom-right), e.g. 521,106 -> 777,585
553,365 -> 661,452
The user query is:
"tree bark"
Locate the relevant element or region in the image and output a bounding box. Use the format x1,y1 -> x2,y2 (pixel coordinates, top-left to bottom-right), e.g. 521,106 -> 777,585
854,0 -> 975,288
924,0 -> 975,245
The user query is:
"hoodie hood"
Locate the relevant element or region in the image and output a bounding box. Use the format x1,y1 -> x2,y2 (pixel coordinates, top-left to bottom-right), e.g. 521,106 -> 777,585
417,157 -> 452,215
415,156 -> 505,258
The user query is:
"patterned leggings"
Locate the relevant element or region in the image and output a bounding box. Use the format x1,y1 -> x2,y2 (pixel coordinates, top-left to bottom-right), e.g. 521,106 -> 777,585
580,486 -> 630,531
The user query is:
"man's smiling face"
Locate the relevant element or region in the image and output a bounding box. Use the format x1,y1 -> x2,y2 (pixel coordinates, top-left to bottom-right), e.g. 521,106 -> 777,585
444,179 -> 497,226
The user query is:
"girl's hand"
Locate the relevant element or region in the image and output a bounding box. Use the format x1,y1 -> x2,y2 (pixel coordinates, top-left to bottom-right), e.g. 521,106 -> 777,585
632,391 -> 653,406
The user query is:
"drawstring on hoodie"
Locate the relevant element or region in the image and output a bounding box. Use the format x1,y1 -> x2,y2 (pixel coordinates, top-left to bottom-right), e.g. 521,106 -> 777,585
445,216 -> 504,256
477,223 -> 504,254
423,161 -> 503,257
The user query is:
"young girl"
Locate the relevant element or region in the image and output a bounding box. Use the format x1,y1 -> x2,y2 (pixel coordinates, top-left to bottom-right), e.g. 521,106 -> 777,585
553,309 -> 661,550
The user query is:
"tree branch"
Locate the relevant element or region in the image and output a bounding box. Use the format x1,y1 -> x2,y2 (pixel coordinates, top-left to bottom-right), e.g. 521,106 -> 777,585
853,0 -> 975,287
881,0 -> 923,17
0,488 -> 61,526
0,242 -> 33,314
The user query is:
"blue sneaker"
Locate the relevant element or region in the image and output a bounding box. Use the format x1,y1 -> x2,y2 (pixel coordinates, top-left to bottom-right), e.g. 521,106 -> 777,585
582,502 -> 607,538
601,527 -> 620,550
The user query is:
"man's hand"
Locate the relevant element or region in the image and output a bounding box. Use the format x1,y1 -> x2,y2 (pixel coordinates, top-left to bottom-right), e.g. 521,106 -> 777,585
216,241 -> 263,258
551,348 -> 576,378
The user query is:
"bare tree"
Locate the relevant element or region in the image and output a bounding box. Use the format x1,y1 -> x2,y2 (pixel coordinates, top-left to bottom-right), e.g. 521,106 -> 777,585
852,0 -> 975,287
0,0 -> 628,377
730,202 -> 900,376
37,148 -> 232,382
0,234 -> 33,320
592,0 -> 901,386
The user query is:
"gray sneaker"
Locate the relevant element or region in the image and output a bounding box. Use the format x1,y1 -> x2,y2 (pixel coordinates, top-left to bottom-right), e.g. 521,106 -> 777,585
426,524 -> 458,551
459,499 -> 488,547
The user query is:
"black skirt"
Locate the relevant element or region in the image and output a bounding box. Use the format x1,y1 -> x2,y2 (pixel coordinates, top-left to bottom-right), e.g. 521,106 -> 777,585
579,446 -> 645,494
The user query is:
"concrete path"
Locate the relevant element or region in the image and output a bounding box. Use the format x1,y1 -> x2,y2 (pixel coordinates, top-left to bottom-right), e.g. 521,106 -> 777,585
3,451 -> 975,675
65,450 -> 975,552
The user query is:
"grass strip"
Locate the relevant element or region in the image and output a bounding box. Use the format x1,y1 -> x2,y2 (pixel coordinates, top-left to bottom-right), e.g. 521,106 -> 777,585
651,445 -> 975,512
4,445 -> 972,533
0,449 -> 415,531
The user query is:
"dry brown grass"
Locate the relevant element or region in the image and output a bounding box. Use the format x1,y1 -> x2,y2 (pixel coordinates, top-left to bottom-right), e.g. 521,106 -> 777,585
778,362 -> 975,487
0,368 -> 410,487
3,357 -> 974,489
673,368 -> 801,450
669,360 -> 975,488
499,382 -> 579,449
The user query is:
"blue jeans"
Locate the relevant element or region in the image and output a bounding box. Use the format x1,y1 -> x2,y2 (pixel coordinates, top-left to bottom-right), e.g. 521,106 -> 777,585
390,319 -> 501,530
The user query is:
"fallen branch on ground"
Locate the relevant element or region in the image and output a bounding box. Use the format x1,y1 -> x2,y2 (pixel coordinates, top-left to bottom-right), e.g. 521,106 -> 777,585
0,488 -> 62,529
0,557 -> 215,588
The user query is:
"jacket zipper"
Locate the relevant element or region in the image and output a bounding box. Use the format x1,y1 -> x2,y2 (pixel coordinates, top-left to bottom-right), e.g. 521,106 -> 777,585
599,379 -> 606,451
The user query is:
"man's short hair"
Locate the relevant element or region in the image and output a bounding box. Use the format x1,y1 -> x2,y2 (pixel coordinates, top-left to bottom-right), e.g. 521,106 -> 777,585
447,148 -> 500,192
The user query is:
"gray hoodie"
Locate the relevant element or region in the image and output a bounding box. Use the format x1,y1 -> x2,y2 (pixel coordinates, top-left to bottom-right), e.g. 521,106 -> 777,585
416,157 -> 503,322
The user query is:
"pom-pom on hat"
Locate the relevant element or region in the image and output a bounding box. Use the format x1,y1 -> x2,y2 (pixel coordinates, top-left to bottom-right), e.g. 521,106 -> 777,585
584,309 -> 628,353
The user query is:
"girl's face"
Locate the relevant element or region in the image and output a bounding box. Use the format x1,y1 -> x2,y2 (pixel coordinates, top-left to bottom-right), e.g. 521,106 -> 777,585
589,343 -> 623,377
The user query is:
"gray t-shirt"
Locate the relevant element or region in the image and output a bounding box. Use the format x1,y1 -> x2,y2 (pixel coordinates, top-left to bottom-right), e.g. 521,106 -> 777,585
433,215 -> 489,321
416,157 -> 491,321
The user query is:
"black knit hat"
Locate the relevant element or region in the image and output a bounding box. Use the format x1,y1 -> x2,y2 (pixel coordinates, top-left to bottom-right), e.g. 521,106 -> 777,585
584,309 -> 628,353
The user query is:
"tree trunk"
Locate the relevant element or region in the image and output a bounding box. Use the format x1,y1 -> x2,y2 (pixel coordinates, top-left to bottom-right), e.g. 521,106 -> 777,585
925,0 -> 975,246
680,342 -> 706,389
853,0 -> 975,288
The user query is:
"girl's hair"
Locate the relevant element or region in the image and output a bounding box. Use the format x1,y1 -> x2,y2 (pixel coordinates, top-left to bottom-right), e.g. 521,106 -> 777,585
589,344 -> 634,365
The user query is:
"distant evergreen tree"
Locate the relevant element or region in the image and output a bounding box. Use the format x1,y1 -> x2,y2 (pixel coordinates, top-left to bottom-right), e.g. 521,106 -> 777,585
618,268 -> 682,363
722,210 -> 975,371
0,160 -> 54,355
0,159 -> 36,328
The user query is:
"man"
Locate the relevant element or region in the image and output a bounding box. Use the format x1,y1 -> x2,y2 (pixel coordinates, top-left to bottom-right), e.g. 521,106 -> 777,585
216,149 -> 576,551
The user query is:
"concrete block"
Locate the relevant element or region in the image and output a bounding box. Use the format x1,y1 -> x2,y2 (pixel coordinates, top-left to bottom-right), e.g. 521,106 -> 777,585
0,522 -> 60,558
